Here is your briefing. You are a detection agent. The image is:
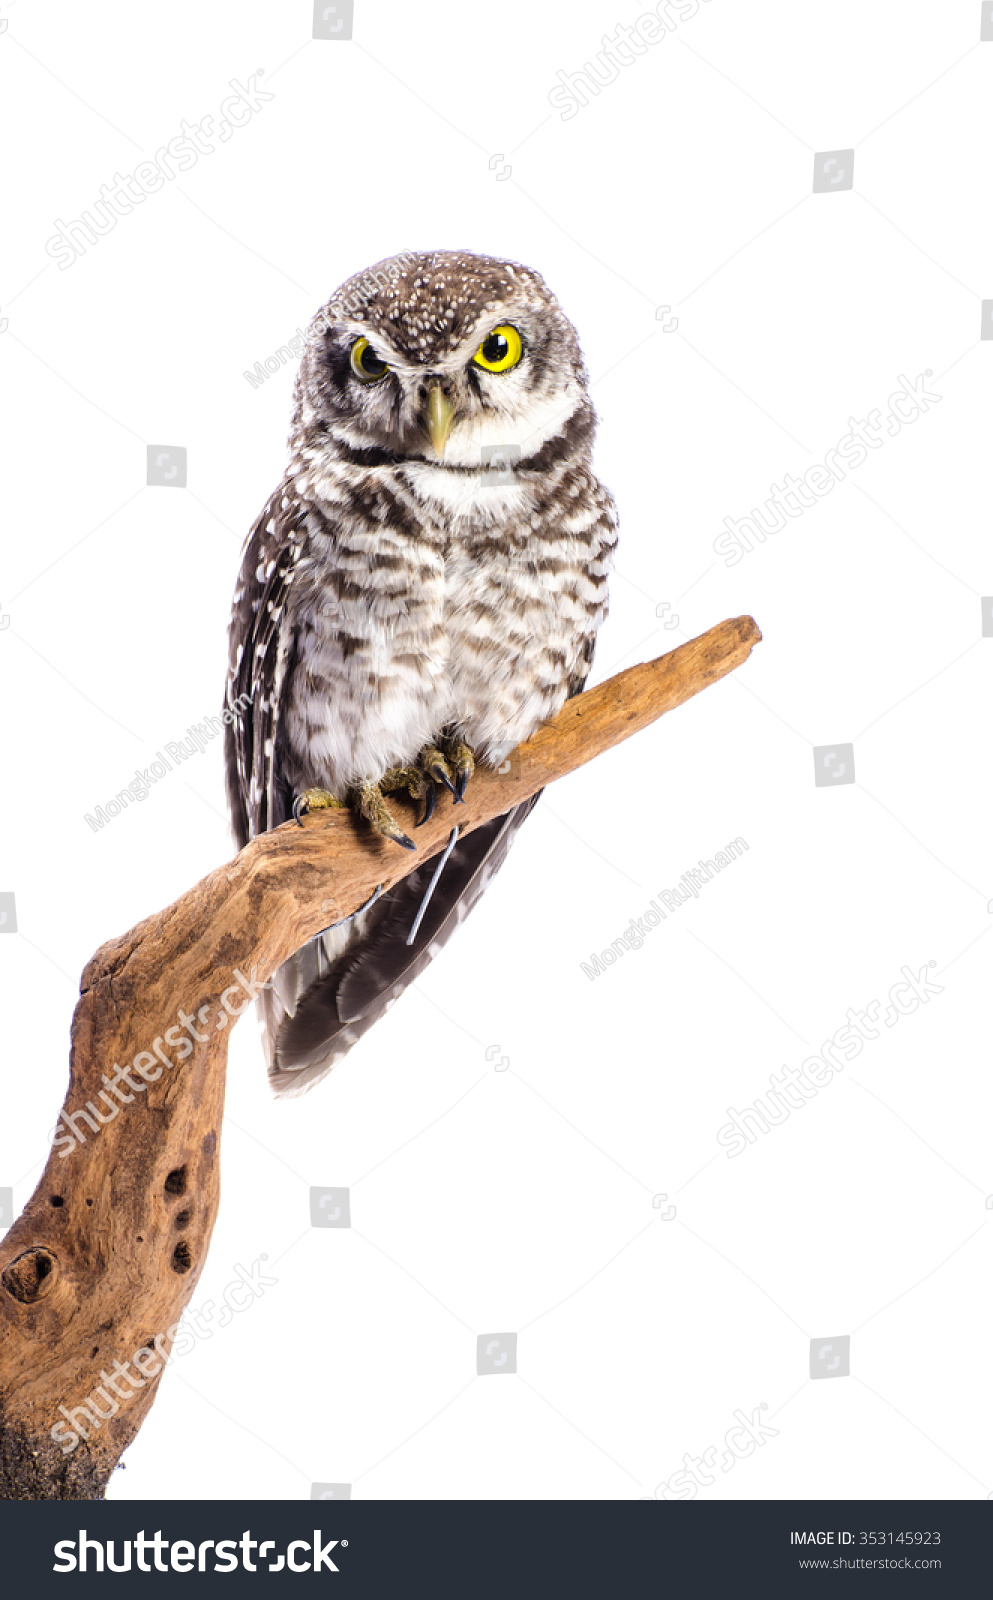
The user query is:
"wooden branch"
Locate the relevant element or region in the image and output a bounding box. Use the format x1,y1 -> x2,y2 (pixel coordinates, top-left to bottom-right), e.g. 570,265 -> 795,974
0,614 -> 760,1499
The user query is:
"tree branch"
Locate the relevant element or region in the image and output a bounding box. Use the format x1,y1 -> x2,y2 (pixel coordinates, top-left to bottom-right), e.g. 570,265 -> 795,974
0,614 -> 761,1499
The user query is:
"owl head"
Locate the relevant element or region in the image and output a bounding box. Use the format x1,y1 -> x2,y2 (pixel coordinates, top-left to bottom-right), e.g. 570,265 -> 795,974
290,249 -> 594,472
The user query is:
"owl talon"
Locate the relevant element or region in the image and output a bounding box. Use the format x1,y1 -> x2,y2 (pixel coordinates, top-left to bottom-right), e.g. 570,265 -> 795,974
450,746 -> 475,804
421,745 -> 458,799
440,737 -> 475,804
388,826 -> 417,852
381,762 -> 436,828
415,782 -> 436,827
293,788 -> 345,826
355,781 -> 417,852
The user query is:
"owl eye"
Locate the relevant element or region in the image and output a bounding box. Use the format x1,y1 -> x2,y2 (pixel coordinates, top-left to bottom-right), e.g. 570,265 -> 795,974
472,324 -> 523,373
350,337 -> 390,383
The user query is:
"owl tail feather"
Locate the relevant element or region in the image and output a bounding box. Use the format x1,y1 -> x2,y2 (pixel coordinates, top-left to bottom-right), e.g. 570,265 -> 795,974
260,798 -> 539,1096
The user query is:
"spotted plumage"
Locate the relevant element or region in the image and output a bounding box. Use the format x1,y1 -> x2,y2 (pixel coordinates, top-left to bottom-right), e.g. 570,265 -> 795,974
224,250 -> 617,1095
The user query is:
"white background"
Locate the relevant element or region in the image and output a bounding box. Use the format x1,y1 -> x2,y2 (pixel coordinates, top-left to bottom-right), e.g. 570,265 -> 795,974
1,0 -> 991,1501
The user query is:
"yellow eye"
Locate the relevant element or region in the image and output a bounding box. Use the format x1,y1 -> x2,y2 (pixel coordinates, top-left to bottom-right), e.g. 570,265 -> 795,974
350,336 -> 390,383
473,324 -> 523,373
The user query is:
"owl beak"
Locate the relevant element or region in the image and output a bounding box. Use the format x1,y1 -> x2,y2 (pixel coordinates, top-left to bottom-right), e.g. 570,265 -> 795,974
424,383 -> 456,458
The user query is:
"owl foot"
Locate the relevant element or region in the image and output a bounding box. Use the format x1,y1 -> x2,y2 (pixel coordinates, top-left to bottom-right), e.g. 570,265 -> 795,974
355,780 -> 417,852
369,739 -> 477,840
420,738 -> 476,806
292,788 -> 347,827
445,738 -> 476,804
420,745 -> 458,801
381,763 -> 436,828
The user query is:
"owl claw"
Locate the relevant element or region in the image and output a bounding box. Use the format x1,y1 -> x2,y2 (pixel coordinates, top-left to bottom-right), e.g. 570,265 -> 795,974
292,788 -> 345,826
356,780 -> 417,851
422,750 -> 457,799
415,781 -> 436,827
381,762 -> 436,828
447,739 -> 476,804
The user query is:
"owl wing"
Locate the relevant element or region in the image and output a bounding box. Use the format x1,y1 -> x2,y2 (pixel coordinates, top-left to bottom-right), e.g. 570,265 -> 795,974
265,797 -> 540,1096
224,492 -> 305,849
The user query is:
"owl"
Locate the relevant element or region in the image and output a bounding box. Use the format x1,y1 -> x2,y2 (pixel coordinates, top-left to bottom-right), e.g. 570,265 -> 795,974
224,249 -> 617,1095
